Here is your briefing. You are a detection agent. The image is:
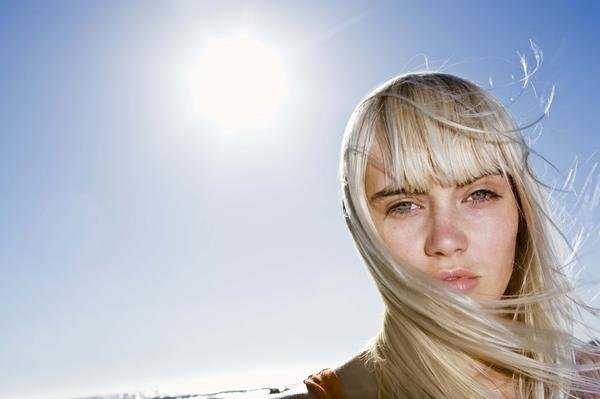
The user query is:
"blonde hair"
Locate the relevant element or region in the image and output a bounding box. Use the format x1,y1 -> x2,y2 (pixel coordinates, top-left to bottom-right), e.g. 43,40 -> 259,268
338,71 -> 600,398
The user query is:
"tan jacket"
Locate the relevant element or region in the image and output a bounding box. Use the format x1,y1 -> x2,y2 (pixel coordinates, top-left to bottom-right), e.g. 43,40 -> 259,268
270,351 -> 377,399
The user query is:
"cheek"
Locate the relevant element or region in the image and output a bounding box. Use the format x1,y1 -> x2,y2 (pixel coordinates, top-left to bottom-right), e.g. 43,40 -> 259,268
475,217 -> 517,259
379,218 -> 426,269
471,206 -> 519,281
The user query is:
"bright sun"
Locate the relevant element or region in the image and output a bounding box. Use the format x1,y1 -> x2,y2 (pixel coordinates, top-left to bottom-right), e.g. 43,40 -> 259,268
196,35 -> 286,131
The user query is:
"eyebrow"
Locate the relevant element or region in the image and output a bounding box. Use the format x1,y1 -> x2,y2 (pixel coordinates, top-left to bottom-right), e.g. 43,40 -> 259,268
369,174 -> 497,203
369,187 -> 424,203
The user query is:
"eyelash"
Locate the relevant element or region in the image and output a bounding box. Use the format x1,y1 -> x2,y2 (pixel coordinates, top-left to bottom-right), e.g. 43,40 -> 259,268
386,189 -> 501,217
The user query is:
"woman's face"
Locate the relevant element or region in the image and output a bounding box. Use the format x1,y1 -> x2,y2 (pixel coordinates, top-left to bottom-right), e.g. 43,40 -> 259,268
364,140 -> 520,301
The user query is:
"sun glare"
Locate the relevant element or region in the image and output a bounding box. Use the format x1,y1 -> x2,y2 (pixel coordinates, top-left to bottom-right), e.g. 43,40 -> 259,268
196,35 -> 286,131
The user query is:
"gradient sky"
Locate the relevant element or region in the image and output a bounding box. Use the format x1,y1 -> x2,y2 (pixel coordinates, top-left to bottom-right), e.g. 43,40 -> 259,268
3,1 -> 600,399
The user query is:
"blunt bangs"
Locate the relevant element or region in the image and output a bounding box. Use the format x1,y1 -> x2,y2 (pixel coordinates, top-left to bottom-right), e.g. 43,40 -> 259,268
366,85 -> 524,195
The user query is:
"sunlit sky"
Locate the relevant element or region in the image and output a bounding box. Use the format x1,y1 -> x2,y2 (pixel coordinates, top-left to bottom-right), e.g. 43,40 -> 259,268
3,1 -> 600,399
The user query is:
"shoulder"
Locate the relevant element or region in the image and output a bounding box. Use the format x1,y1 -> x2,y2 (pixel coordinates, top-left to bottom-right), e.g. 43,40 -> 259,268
333,350 -> 378,399
303,368 -> 343,399
270,350 -> 378,399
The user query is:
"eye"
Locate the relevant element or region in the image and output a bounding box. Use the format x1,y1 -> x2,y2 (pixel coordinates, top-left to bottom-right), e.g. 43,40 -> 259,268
386,201 -> 421,216
466,189 -> 500,206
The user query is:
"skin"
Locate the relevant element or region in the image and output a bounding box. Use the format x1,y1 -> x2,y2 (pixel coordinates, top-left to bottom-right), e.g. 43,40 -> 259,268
364,140 -> 520,302
362,139 -> 521,398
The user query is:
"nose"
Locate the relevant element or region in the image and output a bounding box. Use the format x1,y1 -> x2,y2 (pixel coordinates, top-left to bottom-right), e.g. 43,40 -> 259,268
424,209 -> 468,258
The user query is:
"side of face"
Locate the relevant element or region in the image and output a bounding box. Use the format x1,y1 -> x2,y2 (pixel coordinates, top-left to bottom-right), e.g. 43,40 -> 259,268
364,142 -> 520,301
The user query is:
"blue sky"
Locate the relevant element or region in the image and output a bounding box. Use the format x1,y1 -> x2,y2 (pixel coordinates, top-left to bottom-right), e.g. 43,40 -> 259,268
2,1 -> 600,398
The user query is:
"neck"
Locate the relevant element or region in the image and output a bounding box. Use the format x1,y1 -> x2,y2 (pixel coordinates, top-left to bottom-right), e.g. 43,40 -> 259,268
469,362 -> 518,399
336,350 -> 518,399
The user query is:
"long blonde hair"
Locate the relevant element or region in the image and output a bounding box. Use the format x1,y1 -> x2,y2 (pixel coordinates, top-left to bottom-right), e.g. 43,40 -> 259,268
338,71 -> 600,398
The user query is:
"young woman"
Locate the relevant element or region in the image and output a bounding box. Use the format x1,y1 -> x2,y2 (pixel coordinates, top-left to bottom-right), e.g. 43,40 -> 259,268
272,72 -> 600,398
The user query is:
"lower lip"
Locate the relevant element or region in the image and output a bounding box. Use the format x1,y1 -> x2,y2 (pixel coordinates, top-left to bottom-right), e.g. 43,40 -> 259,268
441,277 -> 479,292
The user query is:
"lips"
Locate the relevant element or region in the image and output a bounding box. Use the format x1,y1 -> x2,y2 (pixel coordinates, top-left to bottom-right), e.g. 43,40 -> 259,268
436,268 -> 480,293
441,276 -> 479,292
436,268 -> 478,281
